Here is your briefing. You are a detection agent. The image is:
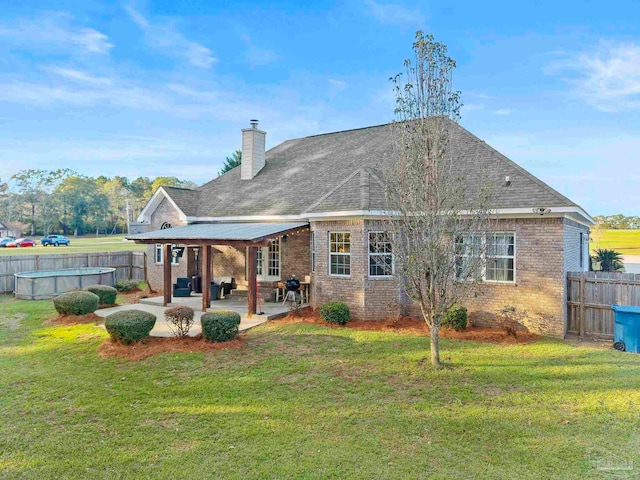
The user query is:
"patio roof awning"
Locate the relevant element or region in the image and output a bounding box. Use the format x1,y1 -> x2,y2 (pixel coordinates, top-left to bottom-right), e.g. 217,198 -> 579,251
127,222 -> 309,315
126,222 -> 309,245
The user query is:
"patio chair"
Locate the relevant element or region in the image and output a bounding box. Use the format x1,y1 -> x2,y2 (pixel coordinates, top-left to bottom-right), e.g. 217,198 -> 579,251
173,277 -> 192,297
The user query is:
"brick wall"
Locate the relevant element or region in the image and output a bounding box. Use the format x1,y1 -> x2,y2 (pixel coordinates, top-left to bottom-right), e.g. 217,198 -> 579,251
311,217 -> 587,337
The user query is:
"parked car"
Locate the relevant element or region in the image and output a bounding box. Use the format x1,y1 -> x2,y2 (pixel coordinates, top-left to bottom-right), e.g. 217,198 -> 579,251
41,235 -> 71,247
6,238 -> 36,248
0,237 -> 16,247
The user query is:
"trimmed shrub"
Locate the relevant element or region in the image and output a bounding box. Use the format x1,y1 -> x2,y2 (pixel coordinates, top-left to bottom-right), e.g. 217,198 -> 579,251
165,305 -> 195,338
115,280 -> 139,293
319,302 -> 350,325
105,310 -> 156,344
84,285 -> 117,305
442,305 -> 467,331
53,291 -> 99,316
201,311 -> 241,342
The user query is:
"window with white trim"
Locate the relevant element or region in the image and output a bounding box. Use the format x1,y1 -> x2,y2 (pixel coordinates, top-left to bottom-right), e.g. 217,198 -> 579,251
486,233 -> 515,282
256,247 -> 264,276
455,234 -> 482,279
267,238 -> 280,277
154,244 -> 179,265
310,231 -> 316,272
329,232 -> 351,276
249,238 -> 281,281
368,232 -> 393,277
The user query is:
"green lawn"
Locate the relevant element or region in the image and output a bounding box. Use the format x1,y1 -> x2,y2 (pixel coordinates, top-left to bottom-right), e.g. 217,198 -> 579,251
592,229 -> 640,255
0,235 -> 145,257
2,297 -> 640,479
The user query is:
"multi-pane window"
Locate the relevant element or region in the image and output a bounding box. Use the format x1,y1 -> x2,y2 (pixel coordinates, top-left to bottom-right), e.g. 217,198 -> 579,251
250,238 -> 280,280
486,233 -> 515,282
329,232 -> 351,276
154,244 -> 179,265
255,247 -> 263,276
310,231 -> 316,272
268,239 -> 280,277
455,235 -> 482,279
368,232 -> 393,277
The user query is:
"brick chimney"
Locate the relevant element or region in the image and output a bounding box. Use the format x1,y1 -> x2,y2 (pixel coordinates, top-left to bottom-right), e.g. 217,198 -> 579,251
241,119 -> 266,180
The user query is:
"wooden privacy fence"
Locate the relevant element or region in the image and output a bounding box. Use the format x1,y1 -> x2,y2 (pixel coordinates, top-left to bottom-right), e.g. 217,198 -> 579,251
0,251 -> 145,294
567,271 -> 640,338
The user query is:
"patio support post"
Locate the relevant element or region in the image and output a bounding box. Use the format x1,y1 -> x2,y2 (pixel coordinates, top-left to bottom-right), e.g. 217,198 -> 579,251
247,246 -> 257,317
202,244 -> 212,312
163,243 -> 172,306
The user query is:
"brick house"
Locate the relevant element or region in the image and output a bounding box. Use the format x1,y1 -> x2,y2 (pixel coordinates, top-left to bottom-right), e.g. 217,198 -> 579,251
131,120 -> 593,337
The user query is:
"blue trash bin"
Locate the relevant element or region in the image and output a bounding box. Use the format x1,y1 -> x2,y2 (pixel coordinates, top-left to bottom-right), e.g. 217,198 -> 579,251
611,304 -> 640,353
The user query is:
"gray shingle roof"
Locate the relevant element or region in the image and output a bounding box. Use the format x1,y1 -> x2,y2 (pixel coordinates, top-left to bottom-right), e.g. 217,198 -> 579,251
169,120 -> 580,218
161,186 -> 200,217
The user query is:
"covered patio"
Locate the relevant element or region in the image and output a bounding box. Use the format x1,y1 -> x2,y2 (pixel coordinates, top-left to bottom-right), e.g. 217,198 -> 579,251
127,222 -> 310,316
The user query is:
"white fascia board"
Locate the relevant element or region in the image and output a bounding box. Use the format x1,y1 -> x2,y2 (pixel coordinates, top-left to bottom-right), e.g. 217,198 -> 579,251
186,206 -> 594,226
137,187 -> 187,223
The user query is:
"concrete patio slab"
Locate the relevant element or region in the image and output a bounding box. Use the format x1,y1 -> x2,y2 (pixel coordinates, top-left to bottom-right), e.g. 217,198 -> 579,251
94,297 -> 291,337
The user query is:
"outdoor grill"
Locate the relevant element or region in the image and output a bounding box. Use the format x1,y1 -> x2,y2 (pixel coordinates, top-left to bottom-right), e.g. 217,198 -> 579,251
285,277 -> 300,292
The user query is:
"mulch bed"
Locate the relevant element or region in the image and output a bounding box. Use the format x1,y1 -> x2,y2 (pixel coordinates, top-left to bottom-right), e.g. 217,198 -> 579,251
277,310 -> 539,344
97,334 -> 246,361
44,313 -> 104,326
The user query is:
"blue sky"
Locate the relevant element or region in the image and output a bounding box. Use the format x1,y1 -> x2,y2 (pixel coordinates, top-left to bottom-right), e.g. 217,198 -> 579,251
1,0 -> 639,215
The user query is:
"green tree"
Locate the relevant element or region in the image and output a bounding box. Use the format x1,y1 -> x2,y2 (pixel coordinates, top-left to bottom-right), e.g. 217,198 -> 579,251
592,249 -> 624,272
219,150 -> 242,175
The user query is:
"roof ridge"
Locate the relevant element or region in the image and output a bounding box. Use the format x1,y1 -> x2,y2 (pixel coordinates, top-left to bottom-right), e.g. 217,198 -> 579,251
302,122 -> 392,139
302,168 -> 363,213
163,185 -> 196,192
450,121 -> 576,207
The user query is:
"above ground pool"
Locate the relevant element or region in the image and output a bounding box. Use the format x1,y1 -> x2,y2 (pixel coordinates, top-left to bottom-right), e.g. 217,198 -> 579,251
14,268 -> 116,300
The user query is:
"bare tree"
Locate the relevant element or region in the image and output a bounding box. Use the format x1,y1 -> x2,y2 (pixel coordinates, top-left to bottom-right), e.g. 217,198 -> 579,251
385,31 -> 496,368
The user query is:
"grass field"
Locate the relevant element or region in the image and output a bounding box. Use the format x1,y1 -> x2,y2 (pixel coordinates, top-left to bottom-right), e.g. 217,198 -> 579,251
0,235 -> 145,257
2,297 -> 640,478
591,229 -> 640,255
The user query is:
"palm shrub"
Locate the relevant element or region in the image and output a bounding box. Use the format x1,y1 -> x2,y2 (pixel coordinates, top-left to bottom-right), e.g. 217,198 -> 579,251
165,306 -> 195,338
53,291 -> 100,316
105,310 -> 156,344
441,305 -> 467,330
319,302 -> 350,325
592,249 -> 624,272
201,311 -> 241,342
84,285 -> 117,305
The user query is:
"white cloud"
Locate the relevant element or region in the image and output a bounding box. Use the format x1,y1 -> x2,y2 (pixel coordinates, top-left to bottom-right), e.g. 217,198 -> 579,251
364,0 -> 426,27
125,6 -> 216,69
0,13 -> 113,55
493,108 -> 514,115
548,42 -> 640,112
240,34 -> 280,67
328,78 -> 348,91
46,67 -> 112,85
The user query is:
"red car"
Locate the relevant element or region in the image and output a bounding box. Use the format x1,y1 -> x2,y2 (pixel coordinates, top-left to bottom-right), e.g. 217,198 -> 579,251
6,238 -> 36,248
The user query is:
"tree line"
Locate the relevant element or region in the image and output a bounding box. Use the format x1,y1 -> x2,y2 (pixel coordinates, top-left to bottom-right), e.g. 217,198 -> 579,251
0,170 -> 197,237
593,215 -> 640,230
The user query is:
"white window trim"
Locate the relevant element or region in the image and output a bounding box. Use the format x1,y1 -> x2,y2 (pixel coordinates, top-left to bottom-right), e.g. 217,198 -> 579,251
454,232 -> 516,284
329,231 -> 351,277
247,239 -> 281,282
455,234 -> 483,282
368,231 -> 394,278
154,244 -> 180,266
484,231 -> 516,284
310,231 -> 316,273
